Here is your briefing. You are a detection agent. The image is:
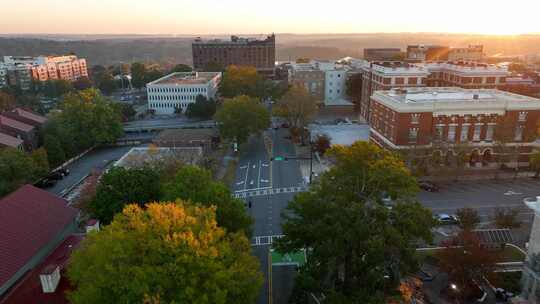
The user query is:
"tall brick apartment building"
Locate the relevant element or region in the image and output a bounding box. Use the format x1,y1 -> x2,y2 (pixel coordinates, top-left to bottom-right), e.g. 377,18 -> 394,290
369,87 -> 540,167
192,34 -> 275,77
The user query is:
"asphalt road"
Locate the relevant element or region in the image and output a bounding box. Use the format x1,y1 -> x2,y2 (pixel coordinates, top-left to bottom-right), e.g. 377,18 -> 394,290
418,178 -> 540,221
48,146 -> 134,196
234,128 -> 303,304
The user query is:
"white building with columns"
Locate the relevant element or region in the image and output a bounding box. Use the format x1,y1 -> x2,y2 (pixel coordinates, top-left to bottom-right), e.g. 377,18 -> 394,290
147,72 -> 221,115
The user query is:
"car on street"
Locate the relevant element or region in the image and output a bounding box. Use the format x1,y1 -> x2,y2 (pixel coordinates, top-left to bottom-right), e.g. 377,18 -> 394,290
34,178 -> 56,188
56,168 -> 70,176
419,181 -> 439,192
434,213 -> 459,225
47,171 -> 64,180
281,123 -> 289,128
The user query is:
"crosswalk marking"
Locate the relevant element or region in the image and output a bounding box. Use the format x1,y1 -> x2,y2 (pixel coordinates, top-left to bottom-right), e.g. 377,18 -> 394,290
251,234 -> 285,246
234,186 -> 308,199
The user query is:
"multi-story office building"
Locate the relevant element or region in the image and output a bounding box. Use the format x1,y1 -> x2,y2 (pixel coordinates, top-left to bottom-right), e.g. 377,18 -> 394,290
289,60 -> 352,106
407,45 -> 484,62
363,48 -> 402,61
289,62 -> 326,101
3,55 -> 88,83
0,63 -> 6,88
192,34 -> 275,77
359,61 -> 429,120
369,87 -> 540,166
421,61 -> 509,89
5,64 -> 33,91
147,72 -> 221,115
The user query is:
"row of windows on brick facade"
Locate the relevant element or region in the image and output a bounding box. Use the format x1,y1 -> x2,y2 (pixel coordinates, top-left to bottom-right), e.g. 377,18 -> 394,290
408,124 -> 525,143
409,112 -> 528,124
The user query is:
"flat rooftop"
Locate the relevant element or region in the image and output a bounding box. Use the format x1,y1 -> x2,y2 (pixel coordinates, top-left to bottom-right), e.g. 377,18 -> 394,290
380,87 -> 540,104
148,72 -> 220,86
373,87 -> 540,112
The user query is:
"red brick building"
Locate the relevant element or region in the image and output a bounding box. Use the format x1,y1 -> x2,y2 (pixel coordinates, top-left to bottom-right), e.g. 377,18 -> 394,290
369,87 -> 540,167
0,115 -> 37,151
192,34 -> 275,77
357,61 -> 511,123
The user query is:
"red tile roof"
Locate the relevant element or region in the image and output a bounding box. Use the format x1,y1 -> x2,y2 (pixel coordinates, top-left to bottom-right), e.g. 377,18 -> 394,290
10,108 -> 47,125
0,235 -> 84,304
0,185 -> 78,291
0,116 -> 34,132
0,133 -> 23,148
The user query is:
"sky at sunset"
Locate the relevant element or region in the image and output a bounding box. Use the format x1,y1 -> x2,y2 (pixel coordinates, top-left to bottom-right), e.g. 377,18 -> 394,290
1,0 -> 540,35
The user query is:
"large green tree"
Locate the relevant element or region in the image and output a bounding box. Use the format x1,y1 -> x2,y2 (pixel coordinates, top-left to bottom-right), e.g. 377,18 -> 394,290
276,141 -> 435,302
89,166 -> 161,224
170,64 -> 193,73
162,165 -> 252,236
214,95 -> 270,144
218,65 -> 263,98
0,148 -> 45,196
130,62 -> 147,89
67,202 -> 263,304
186,95 -> 217,119
274,85 -> 318,143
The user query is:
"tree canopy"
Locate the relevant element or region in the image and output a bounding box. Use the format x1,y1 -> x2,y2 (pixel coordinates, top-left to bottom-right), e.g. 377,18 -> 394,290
218,65 -> 263,98
170,64 -> 193,73
162,165 -> 252,236
274,85 -> 317,142
214,95 -> 270,144
67,202 -> 263,304
276,141 -> 435,302
186,95 -> 217,119
42,89 -> 123,166
437,230 -> 499,301
89,166 -> 161,224
0,147 -> 49,196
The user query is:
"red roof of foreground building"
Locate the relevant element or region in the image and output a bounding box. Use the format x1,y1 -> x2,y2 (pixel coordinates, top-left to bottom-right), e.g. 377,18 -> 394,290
0,234 -> 84,304
7,108 -> 47,125
0,185 -> 78,291
0,132 -> 23,148
0,115 -> 34,132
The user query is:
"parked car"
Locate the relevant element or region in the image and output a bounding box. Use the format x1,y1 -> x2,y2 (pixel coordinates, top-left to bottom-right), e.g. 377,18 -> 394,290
419,181 -> 439,192
56,168 -> 70,176
435,213 -> 459,225
281,123 -> 289,128
35,178 -> 56,188
47,171 -> 64,180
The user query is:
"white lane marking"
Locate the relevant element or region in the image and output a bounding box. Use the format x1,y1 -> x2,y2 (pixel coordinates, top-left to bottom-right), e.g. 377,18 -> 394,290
257,160 -> 262,189
262,163 -> 269,167
236,181 -> 244,185
240,165 -> 248,169
504,190 -> 523,196
250,180 -> 254,185
253,165 -> 256,169
261,179 -> 269,183
243,161 -> 250,190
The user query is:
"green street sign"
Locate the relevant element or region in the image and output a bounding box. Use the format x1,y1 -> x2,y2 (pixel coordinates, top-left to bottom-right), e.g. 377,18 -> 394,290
270,249 -> 306,267
273,156 -> 284,161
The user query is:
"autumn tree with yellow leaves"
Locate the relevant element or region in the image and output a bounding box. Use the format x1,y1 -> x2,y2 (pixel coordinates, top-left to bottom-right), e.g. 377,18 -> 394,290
67,202 -> 263,304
